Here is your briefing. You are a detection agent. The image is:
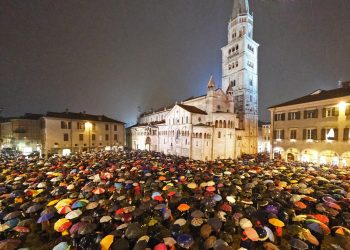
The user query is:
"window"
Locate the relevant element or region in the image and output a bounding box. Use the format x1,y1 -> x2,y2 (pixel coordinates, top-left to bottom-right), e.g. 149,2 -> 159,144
322,128 -> 338,141
249,79 -> 253,86
323,107 -> 338,118
114,125 -> 118,131
79,134 -> 84,141
290,129 -> 297,140
304,109 -> 318,119
92,123 -> 96,131
63,133 -> 69,141
77,122 -> 84,129
250,95 -> 253,102
114,134 -> 118,141
198,117 -> 202,122
275,113 -> 285,121
61,121 -> 71,129
288,111 -> 300,120
105,134 -> 109,141
217,105 -> 221,110
304,128 -> 317,140
218,132 -> 221,138
274,129 -> 284,140
105,124 -> 109,131
92,134 -> 96,141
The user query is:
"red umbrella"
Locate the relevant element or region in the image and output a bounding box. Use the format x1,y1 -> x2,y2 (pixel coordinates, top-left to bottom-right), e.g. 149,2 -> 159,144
153,196 -> 164,202
13,226 -> 30,233
92,188 -> 105,195
115,208 -> 124,215
206,186 -> 216,192
220,203 -> 232,212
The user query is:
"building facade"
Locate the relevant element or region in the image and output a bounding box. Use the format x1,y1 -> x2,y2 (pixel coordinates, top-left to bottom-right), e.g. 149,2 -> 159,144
258,121 -> 271,154
128,0 -> 259,161
41,112 -> 125,156
0,114 -> 42,154
269,81 -> 350,166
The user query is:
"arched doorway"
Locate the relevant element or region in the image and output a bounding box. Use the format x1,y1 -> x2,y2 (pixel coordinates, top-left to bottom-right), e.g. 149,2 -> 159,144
319,150 -> 339,166
301,149 -> 318,163
145,137 -> 151,151
273,147 -> 284,160
285,148 -> 300,162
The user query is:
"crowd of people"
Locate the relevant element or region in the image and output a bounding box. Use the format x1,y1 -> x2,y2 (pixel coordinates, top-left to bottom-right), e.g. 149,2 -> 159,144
0,149 -> 349,250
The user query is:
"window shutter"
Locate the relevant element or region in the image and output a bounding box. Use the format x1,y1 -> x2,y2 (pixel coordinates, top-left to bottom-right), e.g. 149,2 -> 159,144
346,106 -> 350,116
281,130 -> 285,139
273,130 -> 277,139
312,129 -> 317,140
314,109 -> 319,118
321,129 -> 325,140
344,128 -> 349,141
296,111 -> 301,119
334,128 -> 338,140
281,113 -> 285,121
322,108 -> 326,117
304,110 -> 307,119
288,113 -> 291,120
334,107 -> 339,116
274,114 -> 277,121
303,129 -> 306,140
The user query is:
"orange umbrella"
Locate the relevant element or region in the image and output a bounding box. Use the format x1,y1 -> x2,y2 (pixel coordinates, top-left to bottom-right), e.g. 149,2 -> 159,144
92,188 -> 105,195
177,204 -> 190,212
294,201 -> 307,209
308,214 -> 329,224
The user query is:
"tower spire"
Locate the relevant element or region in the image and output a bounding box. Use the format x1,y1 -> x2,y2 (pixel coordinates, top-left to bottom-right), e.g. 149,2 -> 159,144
232,0 -> 249,18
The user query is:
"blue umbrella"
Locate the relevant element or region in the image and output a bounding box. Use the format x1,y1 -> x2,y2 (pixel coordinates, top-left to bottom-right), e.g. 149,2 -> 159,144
266,205 -> 279,215
177,234 -> 194,249
307,223 -> 323,235
37,213 -> 54,223
213,194 -> 222,202
5,218 -> 20,229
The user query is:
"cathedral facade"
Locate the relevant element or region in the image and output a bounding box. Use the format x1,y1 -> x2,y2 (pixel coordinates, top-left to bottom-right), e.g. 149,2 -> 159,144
127,0 -> 259,161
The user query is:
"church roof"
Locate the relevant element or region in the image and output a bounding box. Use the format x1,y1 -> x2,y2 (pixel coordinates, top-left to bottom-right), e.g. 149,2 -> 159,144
268,86 -> 350,109
232,0 -> 249,18
177,104 -> 208,115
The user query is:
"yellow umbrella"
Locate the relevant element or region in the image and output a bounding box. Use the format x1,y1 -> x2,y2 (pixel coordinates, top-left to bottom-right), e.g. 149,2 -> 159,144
268,218 -> 285,227
148,218 -> 158,226
54,218 -> 72,232
47,199 -> 59,207
55,199 -> 73,210
100,235 -> 114,250
187,183 -> 197,189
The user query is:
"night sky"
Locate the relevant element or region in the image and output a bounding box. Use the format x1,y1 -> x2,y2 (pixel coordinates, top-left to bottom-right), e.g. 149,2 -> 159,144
1,0 -> 350,126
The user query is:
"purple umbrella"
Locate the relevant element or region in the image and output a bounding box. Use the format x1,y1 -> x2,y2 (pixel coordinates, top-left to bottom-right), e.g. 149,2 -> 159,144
37,213 -> 54,223
266,205 -> 279,214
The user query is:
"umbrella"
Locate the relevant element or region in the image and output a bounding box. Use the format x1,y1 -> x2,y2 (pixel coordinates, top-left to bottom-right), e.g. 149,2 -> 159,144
207,217 -> 222,232
268,218 -> 285,227
244,227 -> 260,241
309,214 -> 329,224
13,226 -> 30,233
78,223 -> 97,235
58,206 -> 72,215
5,218 -> 20,229
266,205 -> 279,214
264,226 -> 275,242
55,199 -> 73,210
92,187 -> 105,195
177,203 -> 190,212
0,224 -> 10,232
86,201 -> 99,210
220,203 -> 232,212
187,183 -> 197,189
125,223 -> 142,239
54,218 -> 72,232
100,215 -> 112,223
70,221 -> 87,234
100,235 -> 114,250
226,195 -> 235,203
177,234 -> 194,249
3,211 -> 21,221
26,204 -> 42,213
53,242 -> 70,250
163,237 -> 176,247
72,200 -> 89,209
191,217 -> 204,227
191,210 -> 204,218
37,213 -> 54,223
294,201 -> 307,209
240,218 -> 252,229
307,223 -> 323,235
290,238 -> 308,250
305,219 -> 330,234
65,209 -> 82,219
301,229 -> 319,246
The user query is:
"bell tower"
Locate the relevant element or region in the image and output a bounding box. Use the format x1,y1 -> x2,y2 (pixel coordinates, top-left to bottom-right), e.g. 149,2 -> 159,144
221,0 -> 259,154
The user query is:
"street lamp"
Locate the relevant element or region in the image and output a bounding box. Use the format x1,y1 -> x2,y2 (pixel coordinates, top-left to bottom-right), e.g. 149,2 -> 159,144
85,122 -> 92,152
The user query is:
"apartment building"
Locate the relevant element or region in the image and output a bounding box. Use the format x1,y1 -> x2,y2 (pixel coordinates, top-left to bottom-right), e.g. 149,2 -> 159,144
269,81 -> 350,166
41,112 -> 125,156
